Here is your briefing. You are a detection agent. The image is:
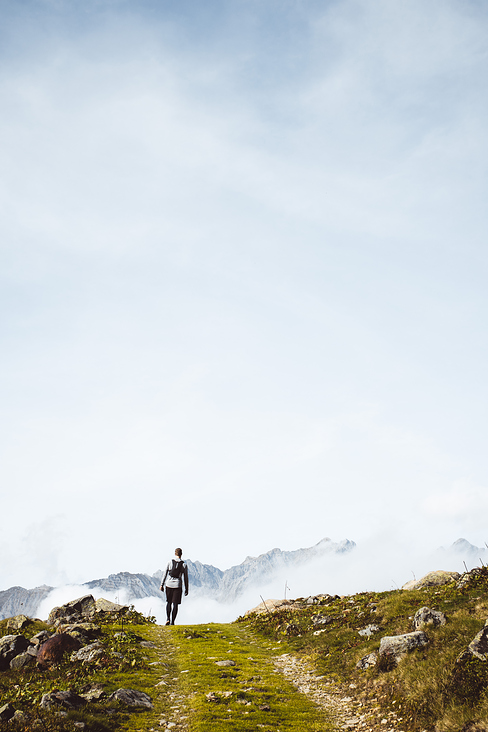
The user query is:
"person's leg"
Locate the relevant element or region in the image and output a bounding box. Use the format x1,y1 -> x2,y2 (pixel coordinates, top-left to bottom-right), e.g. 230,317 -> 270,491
166,602 -> 172,624
171,603 -> 178,624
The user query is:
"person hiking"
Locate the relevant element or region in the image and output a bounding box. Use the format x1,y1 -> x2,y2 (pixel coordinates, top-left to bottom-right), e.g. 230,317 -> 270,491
160,547 -> 189,625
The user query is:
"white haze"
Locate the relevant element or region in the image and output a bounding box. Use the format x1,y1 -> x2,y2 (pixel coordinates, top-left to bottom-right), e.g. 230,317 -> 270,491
34,538 -> 486,624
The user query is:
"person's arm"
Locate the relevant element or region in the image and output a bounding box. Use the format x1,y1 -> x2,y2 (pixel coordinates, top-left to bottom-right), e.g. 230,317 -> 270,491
183,564 -> 189,595
160,564 -> 169,591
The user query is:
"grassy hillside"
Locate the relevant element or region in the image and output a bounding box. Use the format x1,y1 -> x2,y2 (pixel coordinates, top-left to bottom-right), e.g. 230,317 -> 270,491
1,567 -> 488,732
241,567 -> 488,731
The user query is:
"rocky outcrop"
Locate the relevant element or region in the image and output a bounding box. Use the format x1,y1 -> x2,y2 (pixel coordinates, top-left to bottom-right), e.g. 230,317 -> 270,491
108,689 -> 153,708
0,635 -> 30,671
48,595 -> 97,625
456,623 -> 488,664
402,570 -> 460,590
379,631 -> 429,667
412,606 -> 447,630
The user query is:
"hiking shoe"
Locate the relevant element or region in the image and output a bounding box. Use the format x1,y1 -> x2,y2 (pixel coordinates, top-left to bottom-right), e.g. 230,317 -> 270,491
165,620 -> 170,626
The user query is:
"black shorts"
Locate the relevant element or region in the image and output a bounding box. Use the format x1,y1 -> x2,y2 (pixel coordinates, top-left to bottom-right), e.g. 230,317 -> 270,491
165,586 -> 183,605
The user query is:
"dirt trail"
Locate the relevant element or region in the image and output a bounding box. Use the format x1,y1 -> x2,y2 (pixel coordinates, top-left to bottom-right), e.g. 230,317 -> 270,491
146,626 -> 190,731
146,624 -> 405,732
273,653 -> 407,732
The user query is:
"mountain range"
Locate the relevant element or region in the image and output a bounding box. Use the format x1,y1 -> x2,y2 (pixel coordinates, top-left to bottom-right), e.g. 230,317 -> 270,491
0,537 -> 355,620
1,536 -> 485,621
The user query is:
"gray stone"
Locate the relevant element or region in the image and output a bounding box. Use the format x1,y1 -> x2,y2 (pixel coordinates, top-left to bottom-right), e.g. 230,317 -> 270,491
71,643 -> 104,663
108,689 -> 153,708
358,624 -> 380,637
402,570 -> 459,591
10,652 -> 36,670
48,595 -> 96,626
40,691 -> 85,709
412,607 -> 447,630
0,635 -> 29,671
79,683 -> 105,701
379,631 -> 429,665
311,614 -> 332,627
6,615 -> 31,631
356,652 -> 378,669
215,660 -> 236,667
30,631 -> 52,646
457,625 -> 488,664
57,622 -> 101,643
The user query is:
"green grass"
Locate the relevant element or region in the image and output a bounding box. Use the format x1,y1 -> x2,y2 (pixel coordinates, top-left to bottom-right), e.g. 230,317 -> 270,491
0,612 -> 162,732
168,622 -> 335,731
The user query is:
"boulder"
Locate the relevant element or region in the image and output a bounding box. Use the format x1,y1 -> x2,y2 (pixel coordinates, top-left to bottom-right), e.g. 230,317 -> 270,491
379,631 -> 429,666
412,607 -> 447,630
93,598 -> 127,614
356,652 -> 378,669
48,595 -> 96,626
71,642 -> 104,663
456,625 -> 488,664
108,689 -> 153,709
10,652 -> 36,670
37,634 -> 81,669
56,622 -> 101,643
40,690 -> 86,709
402,570 -> 459,591
311,614 -> 333,627
30,630 -> 52,646
6,615 -> 31,631
79,683 -> 105,701
0,635 -> 29,671
358,624 -> 380,637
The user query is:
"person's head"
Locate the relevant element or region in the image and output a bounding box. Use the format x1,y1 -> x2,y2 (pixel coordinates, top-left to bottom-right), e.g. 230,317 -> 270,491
175,547 -> 182,558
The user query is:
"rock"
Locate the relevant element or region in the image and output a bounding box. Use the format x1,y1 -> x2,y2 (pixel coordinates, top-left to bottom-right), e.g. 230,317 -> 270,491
356,652 -> 378,669
456,625 -> 488,663
30,631 -> 52,646
379,631 -> 429,666
6,615 -> 31,631
10,651 -> 36,670
37,634 -> 81,669
358,624 -> 380,637
285,623 -> 300,636
71,642 -> 104,663
412,607 -> 447,630
79,683 -> 105,701
402,570 -> 459,591
215,660 -> 236,667
108,689 -> 154,709
245,599 -> 294,615
311,614 -> 332,627
0,635 -> 29,671
0,704 -> 15,721
93,598 -> 127,614
56,622 -> 101,643
48,595 -> 96,626
40,690 -> 86,709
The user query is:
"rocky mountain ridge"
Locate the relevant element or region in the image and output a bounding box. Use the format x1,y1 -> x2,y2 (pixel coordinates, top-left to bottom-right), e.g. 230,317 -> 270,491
0,537 -> 354,620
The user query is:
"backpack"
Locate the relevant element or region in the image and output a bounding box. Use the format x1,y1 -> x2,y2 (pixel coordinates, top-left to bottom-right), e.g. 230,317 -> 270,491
168,559 -> 184,579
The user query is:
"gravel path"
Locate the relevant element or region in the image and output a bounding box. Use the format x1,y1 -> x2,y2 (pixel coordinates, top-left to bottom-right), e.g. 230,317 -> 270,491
273,653 -> 408,732
149,627 -> 190,732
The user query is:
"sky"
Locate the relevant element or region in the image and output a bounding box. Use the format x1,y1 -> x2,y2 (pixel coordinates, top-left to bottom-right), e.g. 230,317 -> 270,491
2,0 -> 488,593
